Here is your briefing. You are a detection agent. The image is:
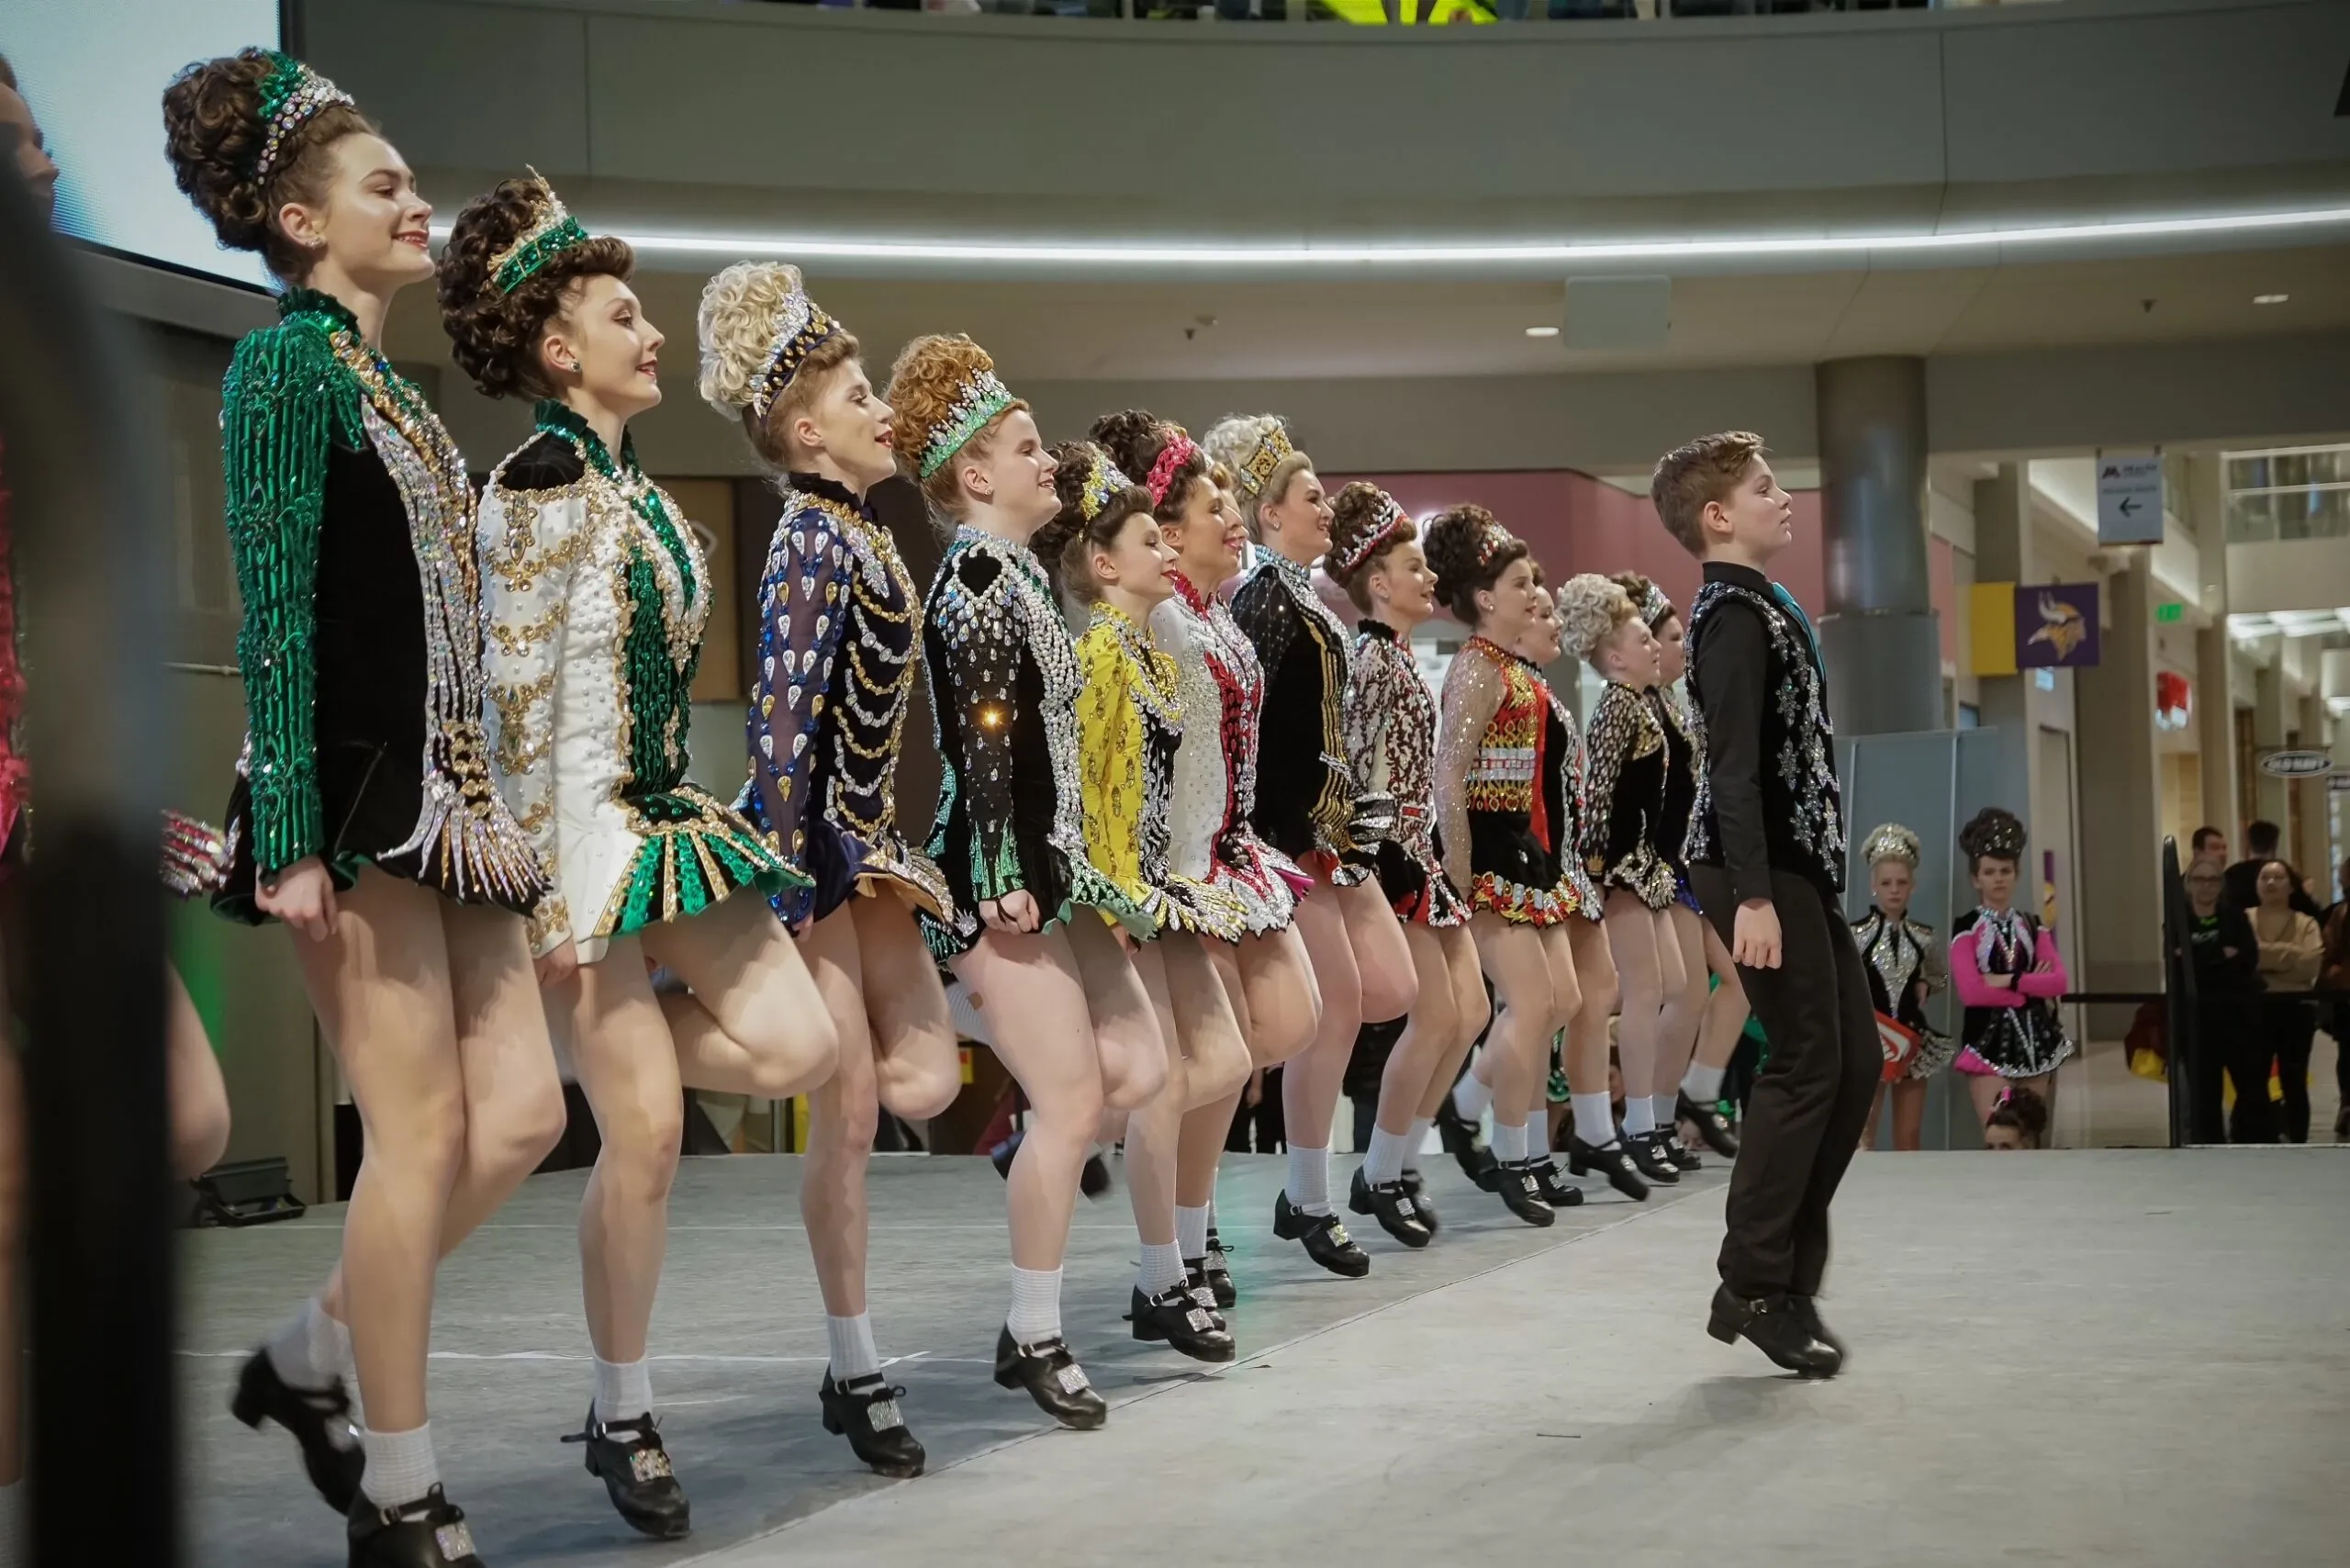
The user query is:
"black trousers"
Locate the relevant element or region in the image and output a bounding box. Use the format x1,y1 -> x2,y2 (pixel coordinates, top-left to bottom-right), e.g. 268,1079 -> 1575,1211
1691,868 -> 1880,1299
2187,995 -> 2248,1145
2259,997 -> 2318,1144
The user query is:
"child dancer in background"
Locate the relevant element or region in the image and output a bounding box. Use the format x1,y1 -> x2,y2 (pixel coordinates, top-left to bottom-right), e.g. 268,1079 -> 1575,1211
1852,823 -> 1953,1151
1950,807 -> 2072,1135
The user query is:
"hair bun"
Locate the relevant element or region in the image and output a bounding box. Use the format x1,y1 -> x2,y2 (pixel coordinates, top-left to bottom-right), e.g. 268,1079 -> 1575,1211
1959,806 -> 2027,864
1556,572 -> 1632,661
696,260 -> 806,416
161,50 -> 279,256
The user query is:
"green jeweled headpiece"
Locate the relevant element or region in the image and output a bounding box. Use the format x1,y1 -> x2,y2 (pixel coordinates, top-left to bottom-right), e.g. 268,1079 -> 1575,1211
920,368 -> 1018,481
487,170 -> 592,297
248,52 -> 354,182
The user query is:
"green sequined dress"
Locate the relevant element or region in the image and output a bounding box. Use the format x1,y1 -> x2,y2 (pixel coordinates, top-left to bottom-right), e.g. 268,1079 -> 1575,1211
214,289 -> 546,921
476,403 -> 801,959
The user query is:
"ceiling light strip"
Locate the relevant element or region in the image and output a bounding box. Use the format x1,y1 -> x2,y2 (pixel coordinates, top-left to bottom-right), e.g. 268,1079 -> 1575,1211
426,206 -> 2350,268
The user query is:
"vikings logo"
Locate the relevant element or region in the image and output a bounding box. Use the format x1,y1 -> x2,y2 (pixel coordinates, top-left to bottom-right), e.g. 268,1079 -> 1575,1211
2025,593 -> 2087,661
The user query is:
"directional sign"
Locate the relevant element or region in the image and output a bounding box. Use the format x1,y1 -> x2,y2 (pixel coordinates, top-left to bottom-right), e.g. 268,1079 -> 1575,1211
2097,454 -> 2165,545
2258,749 -> 2334,778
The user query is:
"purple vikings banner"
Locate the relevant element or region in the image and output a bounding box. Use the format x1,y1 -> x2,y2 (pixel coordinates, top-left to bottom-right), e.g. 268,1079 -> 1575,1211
2014,582 -> 2100,668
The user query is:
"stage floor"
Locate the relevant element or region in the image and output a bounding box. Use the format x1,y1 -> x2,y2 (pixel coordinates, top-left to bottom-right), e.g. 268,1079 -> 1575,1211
182,1147 -> 2346,1568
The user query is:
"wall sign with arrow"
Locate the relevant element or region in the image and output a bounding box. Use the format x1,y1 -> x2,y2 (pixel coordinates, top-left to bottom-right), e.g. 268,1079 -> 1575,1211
2097,453 -> 2165,545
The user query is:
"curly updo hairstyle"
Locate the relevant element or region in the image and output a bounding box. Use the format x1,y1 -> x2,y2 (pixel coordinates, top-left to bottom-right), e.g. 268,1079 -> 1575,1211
1324,482 -> 1419,615
1610,570 -> 1678,633
1985,1084 -> 2049,1148
696,261 -> 863,474
1419,504 -> 1531,627
1958,805 -> 2028,872
1555,573 -> 1639,668
885,333 -> 1026,521
162,50 -> 378,282
1029,441 -> 1152,608
1202,414 -> 1311,542
1091,409 -> 1208,524
435,178 -> 636,401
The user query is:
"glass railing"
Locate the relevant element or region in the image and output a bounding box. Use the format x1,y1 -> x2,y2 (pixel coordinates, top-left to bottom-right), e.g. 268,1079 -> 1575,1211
747,0 -> 2046,23
2224,443 -> 2350,543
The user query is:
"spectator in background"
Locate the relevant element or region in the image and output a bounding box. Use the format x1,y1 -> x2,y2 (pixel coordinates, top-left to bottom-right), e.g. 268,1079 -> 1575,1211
2223,820 -> 2323,921
2181,856 -> 2258,1144
2190,825 -> 2226,864
1981,1084 -> 2049,1151
2320,856 -> 2350,1139
2252,860 -> 2323,1144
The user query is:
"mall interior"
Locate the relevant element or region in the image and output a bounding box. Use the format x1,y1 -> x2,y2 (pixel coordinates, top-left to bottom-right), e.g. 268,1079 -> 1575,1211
3,2 -> 2348,1566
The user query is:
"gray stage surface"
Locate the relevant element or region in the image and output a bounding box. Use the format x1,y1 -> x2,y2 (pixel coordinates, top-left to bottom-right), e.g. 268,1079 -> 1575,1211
183,1148 -> 2346,1568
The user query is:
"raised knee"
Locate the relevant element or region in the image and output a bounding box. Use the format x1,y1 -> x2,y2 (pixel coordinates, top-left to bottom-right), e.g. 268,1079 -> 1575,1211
496,1072 -> 570,1177
879,1053 -> 962,1125
1102,1053 -> 1167,1115
1454,986 -> 1492,1047
744,1014 -> 841,1101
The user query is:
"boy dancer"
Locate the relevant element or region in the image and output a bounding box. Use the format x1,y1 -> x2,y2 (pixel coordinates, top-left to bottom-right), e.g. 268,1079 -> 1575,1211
1652,432 -> 1874,1379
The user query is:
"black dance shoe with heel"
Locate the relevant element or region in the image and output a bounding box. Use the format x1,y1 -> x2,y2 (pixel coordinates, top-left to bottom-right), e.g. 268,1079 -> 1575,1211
820,1372 -> 925,1478
1349,1166 -> 1433,1249
345,1484 -> 485,1568
1788,1294 -> 1848,1362
1707,1286 -> 1841,1379
1661,1128 -> 1702,1172
1201,1227 -> 1237,1307
1677,1091 -> 1740,1158
1399,1167 -> 1442,1234
1488,1161 -> 1556,1226
1129,1283 -> 1237,1362
993,1326 -> 1108,1428
1272,1192 -> 1372,1277
231,1350 -> 365,1516
1567,1134 -> 1651,1201
1528,1155 -> 1585,1208
1624,1131 -> 1683,1183
1436,1097 -> 1498,1186
561,1408 -> 689,1540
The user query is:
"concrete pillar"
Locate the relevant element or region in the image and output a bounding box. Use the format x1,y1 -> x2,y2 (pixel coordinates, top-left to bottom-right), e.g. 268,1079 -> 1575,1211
2075,562 -> 2164,992
2252,662 -> 2288,834
1814,356 -> 1941,736
2186,454 -> 2237,849
1971,465 -> 2041,821
2296,690 -> 2330,882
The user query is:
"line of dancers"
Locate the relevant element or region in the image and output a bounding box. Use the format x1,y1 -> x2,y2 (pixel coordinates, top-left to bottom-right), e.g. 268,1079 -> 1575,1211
109,47 -> 1799,1568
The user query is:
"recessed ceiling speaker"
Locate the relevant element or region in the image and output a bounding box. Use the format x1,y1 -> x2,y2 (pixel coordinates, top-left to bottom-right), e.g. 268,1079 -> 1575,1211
1562,274 -> 1672,351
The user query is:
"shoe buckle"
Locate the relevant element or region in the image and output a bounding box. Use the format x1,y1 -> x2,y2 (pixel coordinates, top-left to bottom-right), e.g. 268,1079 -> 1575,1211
1185,1308 -> 1215,1332
434,1521 -> 476,1562
1324,1221 -> 1353,1246
867,1396 -> 904,1432
1056,1364 -> 1091,1394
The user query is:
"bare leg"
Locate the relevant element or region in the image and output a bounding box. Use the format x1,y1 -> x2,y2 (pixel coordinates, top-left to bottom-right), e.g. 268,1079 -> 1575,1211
1604,894 -> 1679,1117
1861,1083 -> 1886,1152
1375,924 -> 1462,1138
1338,879 -> 1416,1027
796,908 -> 881,1319
1469,915 -> 1556,1153
1526,924 -> 1585,1139
1966,1071 -> 2006,1127
1237,924 -> 1320,1069
1653,905 -> 1708,1120
853,891 -> 959,1122
952,928 -> 1102,1273
1563,916 -> 1619,1099
1120,941 -> 1187,1250
167,965 -> 232,1180
1064,917 -> 1167,1114
1178,953 -> 1254,1212
1282,878 -> 1362,1160
1164,933 -> 1251,1111
556,937 -> 683,1368
646,892 -> 839,1101
1413,925 -> 1492,1122
1890,1076 -> 1929,1152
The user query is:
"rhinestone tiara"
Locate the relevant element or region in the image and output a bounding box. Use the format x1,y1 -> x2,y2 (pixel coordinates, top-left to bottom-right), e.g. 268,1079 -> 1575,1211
1327,490 -> 1410,577
920,368 -> 1017,480
1236,420 -> 1296,499
745,284 -> 843,421
248,53 -> 354,183
487,170 -> 592,297
1078,450 -> 1134,523
1862,822 -> 1921,868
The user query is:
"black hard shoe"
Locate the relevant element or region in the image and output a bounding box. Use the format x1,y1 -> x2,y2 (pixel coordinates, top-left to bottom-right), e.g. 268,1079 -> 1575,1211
1660,1128 -> 1702,1172
1528,1156 -> 1585,1208
1624,1131 -> 1683,1183
231,1349 -> 365,1516
1129,1283 -> 1237,1362
1272,1191 -> 1372,1278
820,1372 -> 925,1479
990,1128 -> 1022,1180
1201,1228 -> 1237,1308
1677,1091 -> 1740,1158
1707,1286 -> 1841,1379
1348,1166 -> 1433,1249
561,1407 -> 689,1540
1436,1096 -> 1498,1186
1399,1165 -> 1441,1232
1399,1165 -> 1426,1198
1567,1134 -> 1651,1202
1491,1161 -> 1556,1227
992,1326 -> 1107,1429
346,1484 -> 485,1567
1081,1151 -> 1113,1199
1788,1294 -> 1848,1362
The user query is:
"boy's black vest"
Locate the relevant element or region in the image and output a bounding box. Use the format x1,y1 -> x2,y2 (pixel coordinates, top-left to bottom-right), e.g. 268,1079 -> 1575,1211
1682,578 -> 1846,893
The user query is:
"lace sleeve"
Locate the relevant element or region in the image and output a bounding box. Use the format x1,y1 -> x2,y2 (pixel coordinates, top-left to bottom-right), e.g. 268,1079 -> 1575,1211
220,322 -> 349,877
933,548 -> 1025,904
476,484 -> 586,954
746,499 -> 855,879
1344,634 -> 1398,802
1228,567 -> 1297,680
1435,648 -> 1503,899
1580,684 -> 1635,879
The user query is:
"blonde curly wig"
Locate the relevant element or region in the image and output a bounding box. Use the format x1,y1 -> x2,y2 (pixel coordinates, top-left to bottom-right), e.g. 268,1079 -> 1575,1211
1202,413 -> 1310,540
695,260 -> 859,472
1556,573 -> 1638,666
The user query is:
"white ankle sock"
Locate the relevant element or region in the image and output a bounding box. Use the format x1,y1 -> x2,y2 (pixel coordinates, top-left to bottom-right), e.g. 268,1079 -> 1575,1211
1360,1126 -> 1410,1186
1622,1097 -> 1657,1137
1682,1062 -> 1726,1103
593,1357 -> 655,1425
1287,1144 -> 1333,1215
1490,1119 -> 1529,1165
826,1314 -> 881,1383
1571,1092 -> 1617,1147
0,1478 -> 20,1568
1137,1240 -> 1189,1296
360,1422 -> 438,1508
1653,1092 -> 1679,1128
1007,1266 -> 1063,1344
1406,1116 -> 1433,1165
1176,1204 -> 1212,1260
265,1296 -> 352,1392
1451,1071 -> 1493,1122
